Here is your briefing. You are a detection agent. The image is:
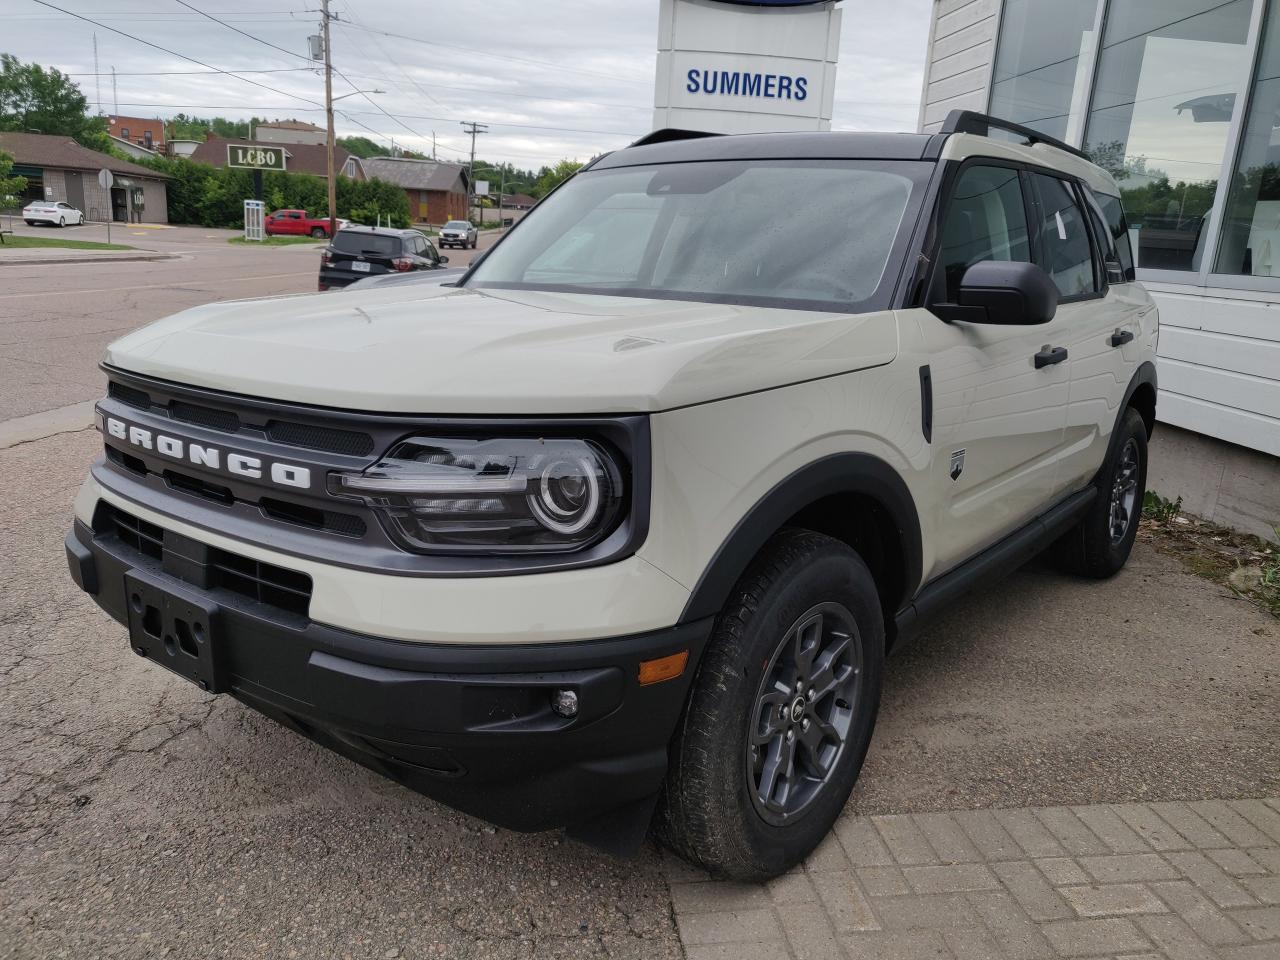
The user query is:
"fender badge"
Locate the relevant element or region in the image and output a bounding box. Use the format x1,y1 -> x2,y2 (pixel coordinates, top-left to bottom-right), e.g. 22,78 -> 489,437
950,449 -> 966,481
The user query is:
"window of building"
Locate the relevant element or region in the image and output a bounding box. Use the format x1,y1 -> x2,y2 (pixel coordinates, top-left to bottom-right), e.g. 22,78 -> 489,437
120,127 -> 129,139
1083,0 -> 1255,274
1028,173 -> 1098,298
989,0 -> 1105,142
1215,7 -> 1280,276
937,165 -> 1032,301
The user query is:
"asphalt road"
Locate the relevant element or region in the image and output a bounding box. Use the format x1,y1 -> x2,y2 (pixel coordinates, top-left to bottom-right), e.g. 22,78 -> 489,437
0,238 -> 1276,958
0,222 -> 499,423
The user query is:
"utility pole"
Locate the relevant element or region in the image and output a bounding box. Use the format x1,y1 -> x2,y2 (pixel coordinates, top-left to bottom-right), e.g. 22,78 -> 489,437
322,0 -> 337,238
461,121 -> 487,221
111,66 -> 118,115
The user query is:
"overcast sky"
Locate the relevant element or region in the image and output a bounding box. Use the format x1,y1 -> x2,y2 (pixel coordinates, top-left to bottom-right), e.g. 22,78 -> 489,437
5,0 -> 933,170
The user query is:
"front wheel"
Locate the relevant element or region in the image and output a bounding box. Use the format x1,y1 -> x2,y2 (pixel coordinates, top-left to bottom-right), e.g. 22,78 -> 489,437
470,237 -> 477,249
57,217 -> 65,228
657,529 -> 884,880
311,227 -> 326,238
1054,407 -> 1148,578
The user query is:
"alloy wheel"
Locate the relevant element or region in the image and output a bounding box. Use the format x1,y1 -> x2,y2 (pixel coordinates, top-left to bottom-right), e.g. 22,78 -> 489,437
746,602 -> 862,825
1109,438 -> 1140,543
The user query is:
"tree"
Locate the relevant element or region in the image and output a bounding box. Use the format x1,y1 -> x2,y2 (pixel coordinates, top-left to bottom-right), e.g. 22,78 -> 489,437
0,149 -> 27,210
0,54 -> 106,149
532,159 -> 584,198
337,135 -> 380,159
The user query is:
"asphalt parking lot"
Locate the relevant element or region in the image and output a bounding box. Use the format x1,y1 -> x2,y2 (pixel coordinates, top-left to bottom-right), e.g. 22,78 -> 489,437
1,235 -> 1276,958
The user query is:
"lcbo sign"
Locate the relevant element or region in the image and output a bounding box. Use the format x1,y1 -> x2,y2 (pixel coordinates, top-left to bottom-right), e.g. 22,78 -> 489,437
653,0 -> 840,134
226,144 -> 286,171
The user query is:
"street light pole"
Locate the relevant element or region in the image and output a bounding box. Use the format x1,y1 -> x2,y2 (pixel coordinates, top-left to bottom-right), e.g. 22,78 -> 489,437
322,0 -> 336,239
461,121 -> 487,222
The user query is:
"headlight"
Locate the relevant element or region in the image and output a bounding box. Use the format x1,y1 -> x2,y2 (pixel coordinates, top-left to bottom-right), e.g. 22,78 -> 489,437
333,436 -> 626,553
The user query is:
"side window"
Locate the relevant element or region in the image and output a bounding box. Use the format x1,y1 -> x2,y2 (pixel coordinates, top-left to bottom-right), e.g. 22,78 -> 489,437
1095,192 -> 1135,281
1028,173 -> 1097,298
937,165 -> 1031,301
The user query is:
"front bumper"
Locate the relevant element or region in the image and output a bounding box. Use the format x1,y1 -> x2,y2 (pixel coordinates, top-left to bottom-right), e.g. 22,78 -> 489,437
66,518 -> 711,833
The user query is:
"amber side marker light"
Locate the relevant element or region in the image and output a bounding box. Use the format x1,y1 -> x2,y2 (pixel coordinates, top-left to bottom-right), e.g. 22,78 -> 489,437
638,650 -> 689,686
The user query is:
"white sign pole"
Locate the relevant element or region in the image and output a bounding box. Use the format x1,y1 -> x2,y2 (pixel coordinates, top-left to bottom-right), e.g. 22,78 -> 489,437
97,167 -> 113,244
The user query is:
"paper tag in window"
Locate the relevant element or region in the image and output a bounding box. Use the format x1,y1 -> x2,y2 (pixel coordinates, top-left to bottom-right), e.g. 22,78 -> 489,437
1055,210 -> 1068,241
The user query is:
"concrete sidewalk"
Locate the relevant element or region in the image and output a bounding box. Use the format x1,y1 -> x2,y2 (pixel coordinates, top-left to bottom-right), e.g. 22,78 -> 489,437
668,798 -> 1280,959
0,245 -> 173,266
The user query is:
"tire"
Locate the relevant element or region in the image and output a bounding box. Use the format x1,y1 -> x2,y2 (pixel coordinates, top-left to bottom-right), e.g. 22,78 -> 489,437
657,528 -> 885,880
1053,407 -> 1148,578
58,217 -> 65,228
24,220 -> 34,226
470,237 -> 477,249
311,227 -> 326,238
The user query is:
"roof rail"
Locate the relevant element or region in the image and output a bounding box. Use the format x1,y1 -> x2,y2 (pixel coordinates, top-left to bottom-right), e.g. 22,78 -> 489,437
940,110 -> 1091,162
630,128 -> 724,148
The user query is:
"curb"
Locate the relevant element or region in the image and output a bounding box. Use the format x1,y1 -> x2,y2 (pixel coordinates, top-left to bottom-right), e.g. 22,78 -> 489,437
0,253 -> 176,266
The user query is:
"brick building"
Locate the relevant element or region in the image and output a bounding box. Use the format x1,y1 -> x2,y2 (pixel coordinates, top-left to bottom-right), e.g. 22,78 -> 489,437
360,157 -> 469,224
107,115 -> 166,153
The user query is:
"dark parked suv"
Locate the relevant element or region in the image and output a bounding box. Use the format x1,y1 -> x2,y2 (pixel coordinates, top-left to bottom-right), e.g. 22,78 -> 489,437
319,226 -> 448,290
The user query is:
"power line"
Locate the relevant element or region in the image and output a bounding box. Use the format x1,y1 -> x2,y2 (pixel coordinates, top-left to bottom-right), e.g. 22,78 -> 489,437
170,0 -> 317,63
67,67 -> 317,77
27,0 -> 324,108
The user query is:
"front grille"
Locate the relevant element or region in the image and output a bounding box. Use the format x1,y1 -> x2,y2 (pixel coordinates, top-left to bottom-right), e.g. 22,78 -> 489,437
169,400 -> 241,433
266,420 -> 374,457
95,503 -> 313,617
208,549 -> 313,616
105,505 -> 164,560
108,381 -> 151,411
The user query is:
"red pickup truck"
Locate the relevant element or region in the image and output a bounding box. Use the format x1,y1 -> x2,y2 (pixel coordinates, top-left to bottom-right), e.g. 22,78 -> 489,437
264,209 -> 348,238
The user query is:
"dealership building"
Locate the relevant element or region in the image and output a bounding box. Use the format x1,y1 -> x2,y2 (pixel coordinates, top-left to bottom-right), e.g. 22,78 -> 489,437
919,0 -> 1280,539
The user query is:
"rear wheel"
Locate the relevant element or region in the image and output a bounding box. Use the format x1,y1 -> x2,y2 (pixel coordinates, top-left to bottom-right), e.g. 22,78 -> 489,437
657,529 -> 884,880
1054,407 -> 1148,578
311,227 -> 326,238
24,219 -> 34,225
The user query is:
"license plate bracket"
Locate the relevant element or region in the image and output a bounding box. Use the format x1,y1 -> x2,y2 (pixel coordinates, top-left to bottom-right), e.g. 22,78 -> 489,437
351,260 -> 371,272
124,569 -> 227,693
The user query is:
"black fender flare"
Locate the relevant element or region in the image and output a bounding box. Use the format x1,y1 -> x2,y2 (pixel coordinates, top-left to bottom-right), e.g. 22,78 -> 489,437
679,453 -> 923,623
1098,361 -> 1158,482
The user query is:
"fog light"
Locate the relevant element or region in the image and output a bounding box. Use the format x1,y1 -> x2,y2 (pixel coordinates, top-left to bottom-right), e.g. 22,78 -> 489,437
550,688 -> 579,718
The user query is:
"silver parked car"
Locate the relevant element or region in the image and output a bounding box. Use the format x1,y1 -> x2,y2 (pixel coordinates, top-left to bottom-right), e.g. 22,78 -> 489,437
23,200 -> 85,227
439,219 -> 477,249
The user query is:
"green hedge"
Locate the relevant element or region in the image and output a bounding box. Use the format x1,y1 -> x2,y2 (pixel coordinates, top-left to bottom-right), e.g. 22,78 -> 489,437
134,155 -> 411,228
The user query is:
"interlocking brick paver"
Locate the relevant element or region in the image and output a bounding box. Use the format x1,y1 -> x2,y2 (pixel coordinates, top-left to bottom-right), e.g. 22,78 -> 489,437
873,814 -> 939,866
678,907 -> 785,946
1081,853 -> 1181,884
995,808 -> 1068,858
914,812 -> 984,864
1040,917 -> 1151,956
992,860 -> 1074,920
1059,882 -> 1168,918
1114,803 -> 1195,852
1168,850 -> 1259,908
1073,806 -> 1153,854
857,865 -> 910,897
667,798 -> 1280,960
902,863 -> 999,894
1150,802 -> 1233,849
1034,857 -> 1090,886
1151,879 -> 1250,946
776,901 -> 843,960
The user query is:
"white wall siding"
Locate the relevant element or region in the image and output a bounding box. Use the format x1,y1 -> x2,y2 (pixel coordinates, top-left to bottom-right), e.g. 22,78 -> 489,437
1145,286 -> 1280,457
918,0 -> 997,132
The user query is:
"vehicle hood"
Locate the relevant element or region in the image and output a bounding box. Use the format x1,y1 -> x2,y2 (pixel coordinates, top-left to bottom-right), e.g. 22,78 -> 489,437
104,285 -> 899,414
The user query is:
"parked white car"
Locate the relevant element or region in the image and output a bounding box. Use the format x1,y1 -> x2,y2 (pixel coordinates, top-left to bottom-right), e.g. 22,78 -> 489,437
23,201 -> 85,227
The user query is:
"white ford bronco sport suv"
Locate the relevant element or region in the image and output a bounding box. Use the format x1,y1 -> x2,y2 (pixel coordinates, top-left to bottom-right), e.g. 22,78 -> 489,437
67,112 -> 1157,880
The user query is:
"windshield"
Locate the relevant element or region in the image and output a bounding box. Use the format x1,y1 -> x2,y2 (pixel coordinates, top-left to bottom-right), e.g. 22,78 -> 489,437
444,221 -> 470,229
332,232 -> 400,257
464,159 -> 928,310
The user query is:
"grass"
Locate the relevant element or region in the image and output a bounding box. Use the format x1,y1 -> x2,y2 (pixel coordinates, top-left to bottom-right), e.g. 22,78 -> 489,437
227,235 -> 327,246
1140,498 -> 1279,619
0,234 -> 133,251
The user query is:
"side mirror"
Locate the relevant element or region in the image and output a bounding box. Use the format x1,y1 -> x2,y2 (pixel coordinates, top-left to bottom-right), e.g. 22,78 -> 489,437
933,260 -> 1058,325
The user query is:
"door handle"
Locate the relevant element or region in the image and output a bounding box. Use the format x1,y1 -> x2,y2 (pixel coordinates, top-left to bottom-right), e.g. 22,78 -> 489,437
1109,328 -> 1135,347
1034,345 -> 1068,368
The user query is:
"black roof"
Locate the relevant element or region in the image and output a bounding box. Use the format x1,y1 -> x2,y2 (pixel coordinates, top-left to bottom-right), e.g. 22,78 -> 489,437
593,131 -> 936,169
335,225 -> 424,237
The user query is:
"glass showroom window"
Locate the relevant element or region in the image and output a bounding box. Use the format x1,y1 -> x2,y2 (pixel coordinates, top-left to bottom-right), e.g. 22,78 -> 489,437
1216,7 -> 1280,277
989,0 -> 1104,142
1084,0 -> 1255,273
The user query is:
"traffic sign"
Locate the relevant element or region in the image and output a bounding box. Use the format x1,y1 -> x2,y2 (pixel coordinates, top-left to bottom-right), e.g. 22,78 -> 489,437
98,168 -> 113,190
227,145 -> 286,171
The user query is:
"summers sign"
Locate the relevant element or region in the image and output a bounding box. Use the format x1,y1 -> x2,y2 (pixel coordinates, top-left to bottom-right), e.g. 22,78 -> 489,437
226,144 -> 287,171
